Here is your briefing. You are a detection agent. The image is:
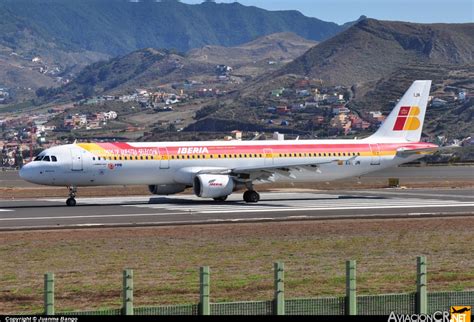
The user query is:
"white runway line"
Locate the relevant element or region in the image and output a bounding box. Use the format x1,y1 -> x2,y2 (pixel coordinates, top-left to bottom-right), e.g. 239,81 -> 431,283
0,209 -> 12,212
354,190 -> 474,199
0,212 -> 187,221
124,197 -> 474,213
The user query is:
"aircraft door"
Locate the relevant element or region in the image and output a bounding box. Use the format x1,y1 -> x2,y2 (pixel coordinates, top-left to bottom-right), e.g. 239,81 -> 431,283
159,147 -> 170,169
71,148 -> 83,171
263,148 -> 273,166
369,144 -> 381,165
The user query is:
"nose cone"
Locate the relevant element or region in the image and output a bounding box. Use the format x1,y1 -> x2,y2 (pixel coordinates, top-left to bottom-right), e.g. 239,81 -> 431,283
19,163 -> 33,182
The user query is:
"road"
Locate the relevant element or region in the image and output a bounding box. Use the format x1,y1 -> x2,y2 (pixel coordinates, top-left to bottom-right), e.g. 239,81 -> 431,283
1,188 -> 473,230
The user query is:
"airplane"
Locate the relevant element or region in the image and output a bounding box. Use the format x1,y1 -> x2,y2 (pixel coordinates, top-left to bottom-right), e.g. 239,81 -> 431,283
20,80 -> 439,206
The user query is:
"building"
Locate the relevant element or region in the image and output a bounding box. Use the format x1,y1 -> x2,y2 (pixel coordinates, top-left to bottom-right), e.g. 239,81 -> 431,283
431,98 -> 447,108
271,88 -> 285,97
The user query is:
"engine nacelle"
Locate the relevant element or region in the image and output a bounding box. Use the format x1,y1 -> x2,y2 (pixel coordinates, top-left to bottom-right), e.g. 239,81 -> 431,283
193,174 -> 234,198
148,184 -> 186,195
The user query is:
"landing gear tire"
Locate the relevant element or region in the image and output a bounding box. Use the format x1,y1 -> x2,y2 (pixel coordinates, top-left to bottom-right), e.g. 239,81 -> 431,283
213,196 -> 228,202
66,185 -> 77,207
243,190 -> 260,203
66,197 -> 76,207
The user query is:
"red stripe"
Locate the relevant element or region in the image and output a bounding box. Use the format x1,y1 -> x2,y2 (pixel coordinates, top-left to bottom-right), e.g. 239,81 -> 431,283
398,106 -> 411,116
393,117 -> 407,131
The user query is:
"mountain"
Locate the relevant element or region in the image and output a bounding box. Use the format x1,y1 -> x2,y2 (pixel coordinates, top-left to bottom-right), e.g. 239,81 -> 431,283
0,5 -> 108,98
0,0 -> 342,56
180,20 -> 474,138
37,33 -> 319,102
35,48 -> 216,102
188,32 -> 317,66
341,15 -> 368,29
278,18 -> 474,86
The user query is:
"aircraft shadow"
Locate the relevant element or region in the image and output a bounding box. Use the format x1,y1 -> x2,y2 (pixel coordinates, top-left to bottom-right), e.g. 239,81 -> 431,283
0,195 -> 386,209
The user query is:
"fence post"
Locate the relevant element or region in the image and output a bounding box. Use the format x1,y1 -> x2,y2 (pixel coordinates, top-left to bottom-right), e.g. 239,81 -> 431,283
274,262 -> 285,315
416,256 -> 427,314
346,260 -> 357,315
44,272 -> 55,316
199,266 -> 210,315
122,269 -> 134,315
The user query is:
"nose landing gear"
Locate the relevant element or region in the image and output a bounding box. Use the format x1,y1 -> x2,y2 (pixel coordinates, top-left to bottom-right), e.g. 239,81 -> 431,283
66,186 -> 77,207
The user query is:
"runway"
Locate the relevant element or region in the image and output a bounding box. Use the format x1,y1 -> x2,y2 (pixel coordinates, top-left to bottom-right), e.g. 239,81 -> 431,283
1,188 -> 473,230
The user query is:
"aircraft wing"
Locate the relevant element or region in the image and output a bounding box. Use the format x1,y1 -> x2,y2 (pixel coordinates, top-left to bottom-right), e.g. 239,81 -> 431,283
178,156 -> 356,182
230,156 -> 356,182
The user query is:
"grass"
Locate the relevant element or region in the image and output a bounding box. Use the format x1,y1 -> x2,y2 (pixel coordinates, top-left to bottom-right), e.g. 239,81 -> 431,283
0,217 -> 473,314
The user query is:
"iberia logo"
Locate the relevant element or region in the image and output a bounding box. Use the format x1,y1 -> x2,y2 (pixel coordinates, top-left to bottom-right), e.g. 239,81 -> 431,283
393,106 -> 421,131
107,163 -> 115,170
450,306 -> 471,322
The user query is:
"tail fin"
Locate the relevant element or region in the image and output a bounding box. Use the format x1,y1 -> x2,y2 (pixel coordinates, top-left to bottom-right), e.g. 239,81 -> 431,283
369,80 -> 432,142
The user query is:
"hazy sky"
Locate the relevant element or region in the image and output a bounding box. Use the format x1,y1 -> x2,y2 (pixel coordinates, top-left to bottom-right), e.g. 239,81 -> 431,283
184,0 -> 473,24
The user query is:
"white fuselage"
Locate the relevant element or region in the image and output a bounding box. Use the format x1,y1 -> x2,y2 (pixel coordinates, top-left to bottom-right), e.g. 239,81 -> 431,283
19,139 -> 431,187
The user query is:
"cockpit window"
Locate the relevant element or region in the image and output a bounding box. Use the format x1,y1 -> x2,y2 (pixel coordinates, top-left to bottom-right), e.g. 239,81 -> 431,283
51,156 -> 57,162
34,156 -> 43,161
43,156 -> 51,162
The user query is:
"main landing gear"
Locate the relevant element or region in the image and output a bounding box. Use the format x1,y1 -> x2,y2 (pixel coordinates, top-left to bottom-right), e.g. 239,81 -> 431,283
243,190 -> 260,203
66,186 -> 77,207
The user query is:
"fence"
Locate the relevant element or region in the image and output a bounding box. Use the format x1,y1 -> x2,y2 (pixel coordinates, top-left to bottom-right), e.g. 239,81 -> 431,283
35,256 -> 473,315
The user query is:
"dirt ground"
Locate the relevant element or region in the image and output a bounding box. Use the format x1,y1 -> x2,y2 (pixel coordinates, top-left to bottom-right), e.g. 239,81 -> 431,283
0,217 -> 473,314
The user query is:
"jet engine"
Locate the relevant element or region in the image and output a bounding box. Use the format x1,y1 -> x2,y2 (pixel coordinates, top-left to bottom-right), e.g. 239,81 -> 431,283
148,184 -> 187,195
193,174 -> 234,198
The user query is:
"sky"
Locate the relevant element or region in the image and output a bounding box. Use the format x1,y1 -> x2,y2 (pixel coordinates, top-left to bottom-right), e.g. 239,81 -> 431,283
183,0 -> 474,24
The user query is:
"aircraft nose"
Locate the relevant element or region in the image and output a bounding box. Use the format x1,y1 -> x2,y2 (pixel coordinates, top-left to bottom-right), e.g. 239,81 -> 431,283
19,164 -> 32,181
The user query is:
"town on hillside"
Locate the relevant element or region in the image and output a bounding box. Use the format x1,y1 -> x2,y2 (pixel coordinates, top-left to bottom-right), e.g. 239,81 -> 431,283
1,71 -> 472,169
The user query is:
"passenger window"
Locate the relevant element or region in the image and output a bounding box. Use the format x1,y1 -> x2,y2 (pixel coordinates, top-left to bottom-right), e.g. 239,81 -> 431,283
43,156 -> 50,162
92,157 -> 96,161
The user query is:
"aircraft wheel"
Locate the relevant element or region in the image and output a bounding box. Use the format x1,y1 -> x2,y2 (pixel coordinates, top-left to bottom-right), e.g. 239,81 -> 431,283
243,190 -> 260,203
213,196 -> 228,202
66,197 -> 76,207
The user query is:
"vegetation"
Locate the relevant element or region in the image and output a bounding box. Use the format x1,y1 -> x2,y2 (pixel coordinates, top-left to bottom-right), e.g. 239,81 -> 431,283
0,0 -> 342,55
0,218 -> 472,313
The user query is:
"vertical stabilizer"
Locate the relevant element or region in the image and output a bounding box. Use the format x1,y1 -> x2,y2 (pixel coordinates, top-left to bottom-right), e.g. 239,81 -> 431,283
369,80 -> 431,142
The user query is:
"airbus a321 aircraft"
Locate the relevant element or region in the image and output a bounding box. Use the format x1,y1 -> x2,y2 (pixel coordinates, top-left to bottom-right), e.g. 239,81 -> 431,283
20,80 -> 439,206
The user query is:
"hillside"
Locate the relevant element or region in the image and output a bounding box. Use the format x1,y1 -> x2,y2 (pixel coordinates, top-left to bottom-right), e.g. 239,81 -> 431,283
36,33 -> 321,102
35,48 -> 216,102
348,64 -> 474,138
188,32 -> 317,66
178,20 -> 474,139
278,19 -> 474,86
0,6 -> 107,99
0,0 -> 343,56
